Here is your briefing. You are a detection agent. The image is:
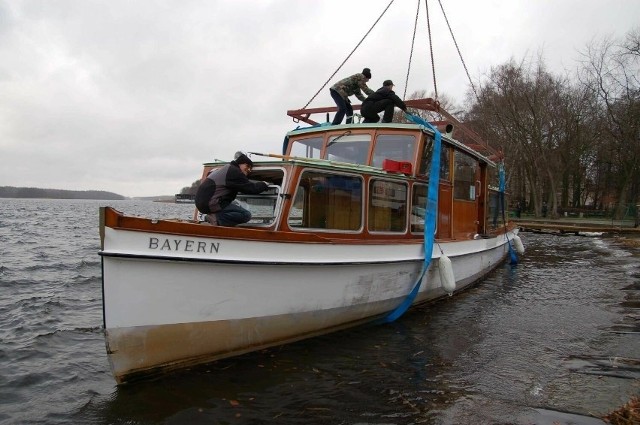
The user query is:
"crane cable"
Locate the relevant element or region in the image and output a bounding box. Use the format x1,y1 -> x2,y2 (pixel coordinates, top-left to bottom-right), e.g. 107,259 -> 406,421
425,0 -> 438,101
436,0 -> 505,159
404,0 -> 439,109
436,0 -> 480,102
403,0 -> 421,100
301,0 -> 395,110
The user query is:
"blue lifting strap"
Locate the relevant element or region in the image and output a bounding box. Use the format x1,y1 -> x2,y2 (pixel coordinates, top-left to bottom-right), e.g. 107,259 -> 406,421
499,163 -> 518,264
382,113 -> 441,323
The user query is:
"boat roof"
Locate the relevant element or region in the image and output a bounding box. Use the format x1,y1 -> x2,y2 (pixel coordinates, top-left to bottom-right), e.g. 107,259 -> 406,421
287,121 -> 497,167
287,122 -> 420,136
286,98 -> 501,165
202,157 -> 409,177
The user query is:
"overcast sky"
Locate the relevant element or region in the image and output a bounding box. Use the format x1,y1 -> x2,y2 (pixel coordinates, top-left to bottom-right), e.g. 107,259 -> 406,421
1,0 -> 638,197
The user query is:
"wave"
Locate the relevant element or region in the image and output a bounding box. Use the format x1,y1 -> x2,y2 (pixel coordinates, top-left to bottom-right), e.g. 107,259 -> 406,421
74,259 -> 101,269
67,275 -> 101,286
43,326 -> 103,338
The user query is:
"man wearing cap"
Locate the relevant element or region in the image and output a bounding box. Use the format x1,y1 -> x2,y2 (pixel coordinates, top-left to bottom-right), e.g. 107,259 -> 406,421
361,80 -> 407,123
329,68 -> 375,125
195,153 -> 269,226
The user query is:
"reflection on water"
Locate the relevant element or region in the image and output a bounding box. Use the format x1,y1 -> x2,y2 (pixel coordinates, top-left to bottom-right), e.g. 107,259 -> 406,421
0,199 -> 638,424
564,355 -> 640,379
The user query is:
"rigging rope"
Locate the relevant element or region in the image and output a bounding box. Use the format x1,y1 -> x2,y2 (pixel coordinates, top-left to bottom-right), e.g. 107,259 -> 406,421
425,0 -> 438,100
436,0 -> 480,102
403,0 -> 421,100
301,0 -> 395,110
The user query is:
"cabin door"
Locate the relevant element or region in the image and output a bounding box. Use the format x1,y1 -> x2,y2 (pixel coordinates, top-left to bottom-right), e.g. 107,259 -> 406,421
451,150 -> 480,239
437,183 -> 452,239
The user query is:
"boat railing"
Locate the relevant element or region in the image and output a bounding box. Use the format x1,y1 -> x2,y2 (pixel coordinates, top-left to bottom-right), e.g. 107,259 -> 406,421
287,98 -> 441,125
286,97 -> 500,160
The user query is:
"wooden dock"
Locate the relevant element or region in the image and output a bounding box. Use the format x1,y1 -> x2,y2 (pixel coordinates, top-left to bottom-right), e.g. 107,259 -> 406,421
514,220 -> 640,236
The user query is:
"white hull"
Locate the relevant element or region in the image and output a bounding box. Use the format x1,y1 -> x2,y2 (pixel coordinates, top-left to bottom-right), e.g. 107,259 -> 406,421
101,226 -> 517,383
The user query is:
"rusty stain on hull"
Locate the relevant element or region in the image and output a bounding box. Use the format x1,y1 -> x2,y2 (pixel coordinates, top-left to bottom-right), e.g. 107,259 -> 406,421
106,302 -> 393,384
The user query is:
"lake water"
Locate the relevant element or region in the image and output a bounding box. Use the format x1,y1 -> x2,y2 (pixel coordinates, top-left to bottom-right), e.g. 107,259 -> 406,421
0,198 -> 638,424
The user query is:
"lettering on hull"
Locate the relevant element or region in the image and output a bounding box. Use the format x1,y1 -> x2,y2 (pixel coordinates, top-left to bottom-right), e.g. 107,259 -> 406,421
148,237 -> 220,254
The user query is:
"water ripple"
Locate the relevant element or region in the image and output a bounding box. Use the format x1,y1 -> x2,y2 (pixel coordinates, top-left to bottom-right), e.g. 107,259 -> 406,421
1,200 -> 639,424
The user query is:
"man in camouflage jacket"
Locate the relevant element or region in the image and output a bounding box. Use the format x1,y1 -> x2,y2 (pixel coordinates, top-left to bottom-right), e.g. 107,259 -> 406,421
329,67 -> 374,125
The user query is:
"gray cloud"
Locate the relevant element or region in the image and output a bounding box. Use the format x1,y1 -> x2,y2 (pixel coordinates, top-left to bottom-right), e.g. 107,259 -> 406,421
1,0 -> 639,197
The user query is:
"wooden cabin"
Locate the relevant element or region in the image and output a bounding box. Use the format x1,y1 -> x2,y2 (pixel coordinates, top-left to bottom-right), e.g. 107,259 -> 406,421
198,121 -> 507,241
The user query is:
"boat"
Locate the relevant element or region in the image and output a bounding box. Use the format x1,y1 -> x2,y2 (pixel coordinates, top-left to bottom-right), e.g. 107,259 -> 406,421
99,97 -> 523,384
174,193 -> 195,204
99,2 -> 526,384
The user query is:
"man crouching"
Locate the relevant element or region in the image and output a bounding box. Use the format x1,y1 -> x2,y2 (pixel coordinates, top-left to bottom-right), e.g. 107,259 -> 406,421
195,153 -> 269,226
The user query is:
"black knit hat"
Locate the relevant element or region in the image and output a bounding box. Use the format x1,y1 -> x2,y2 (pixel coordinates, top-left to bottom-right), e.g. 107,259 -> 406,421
362,68 -> 372,79
383,79 -> 394,87
234,153 -> 253,167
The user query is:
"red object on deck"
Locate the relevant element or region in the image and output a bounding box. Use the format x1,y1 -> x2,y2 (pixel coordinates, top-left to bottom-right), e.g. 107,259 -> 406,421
399,162 -> 412,174
382,159 -> 400,172
383,159 -> 412,174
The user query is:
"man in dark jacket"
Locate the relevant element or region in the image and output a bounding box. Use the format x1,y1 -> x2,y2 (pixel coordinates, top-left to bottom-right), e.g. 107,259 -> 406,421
361,80 -> 407,123
195,153 -> 269,226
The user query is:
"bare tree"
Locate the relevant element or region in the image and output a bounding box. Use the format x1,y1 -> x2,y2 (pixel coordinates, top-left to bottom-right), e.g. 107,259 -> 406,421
579,30 -> 640,218
383,28 -> 639,221
464,56 -> 575,218
394,90 -> 461,123
180,179 -> 201,195
623,27 -> 640,57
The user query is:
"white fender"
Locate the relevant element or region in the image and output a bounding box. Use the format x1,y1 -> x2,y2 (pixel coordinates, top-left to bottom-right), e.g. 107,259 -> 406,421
439,255 -> 456,295
513,235 -> 525,255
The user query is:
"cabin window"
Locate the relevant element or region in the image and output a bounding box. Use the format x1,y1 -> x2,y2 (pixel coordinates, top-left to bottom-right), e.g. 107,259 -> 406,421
418,137 -> 433,175
411,183 -> 428,233
453,151 -> 478,201
235,168 -> 286,226
419,138 -> 450,181
368,179 -> 407,232
288,170 -> 362,231
371,135 -> 417,168
290,137 -> 323,159
324,133 -> 371,165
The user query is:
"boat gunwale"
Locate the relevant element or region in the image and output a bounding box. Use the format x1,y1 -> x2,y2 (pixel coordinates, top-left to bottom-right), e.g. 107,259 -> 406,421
99,232 -> 512,264
98,251 -> 426,265
101,212 -> 427,245
100,207 -> 513,245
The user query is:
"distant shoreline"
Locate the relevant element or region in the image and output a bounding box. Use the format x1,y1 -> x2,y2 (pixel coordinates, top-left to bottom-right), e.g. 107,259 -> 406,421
0,185 -> 126,200
0,186 -> 174,201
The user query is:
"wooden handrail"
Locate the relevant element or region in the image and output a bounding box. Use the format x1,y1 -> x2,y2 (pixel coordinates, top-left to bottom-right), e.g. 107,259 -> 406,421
286,97 -> 500,158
